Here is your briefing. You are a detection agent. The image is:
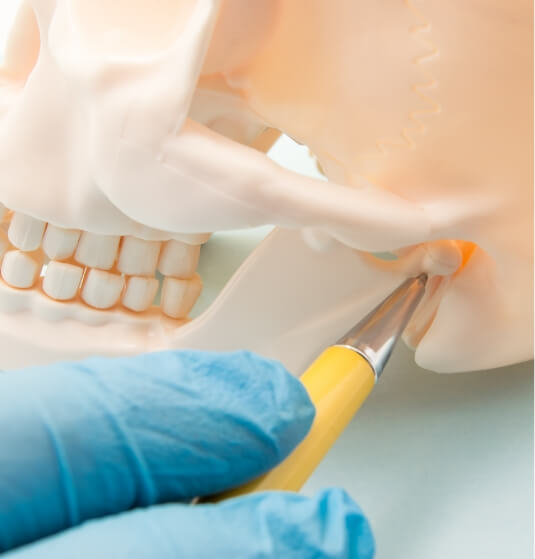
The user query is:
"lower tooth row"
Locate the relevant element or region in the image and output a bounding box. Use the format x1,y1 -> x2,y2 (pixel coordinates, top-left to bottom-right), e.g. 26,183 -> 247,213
0,250 -> 201,319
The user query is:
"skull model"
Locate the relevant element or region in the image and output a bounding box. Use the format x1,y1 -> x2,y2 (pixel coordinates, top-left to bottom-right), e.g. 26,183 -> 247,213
0,0 -> 531,373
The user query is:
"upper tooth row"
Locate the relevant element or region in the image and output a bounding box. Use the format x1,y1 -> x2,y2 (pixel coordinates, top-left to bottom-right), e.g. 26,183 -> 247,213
7,213 -> 200,277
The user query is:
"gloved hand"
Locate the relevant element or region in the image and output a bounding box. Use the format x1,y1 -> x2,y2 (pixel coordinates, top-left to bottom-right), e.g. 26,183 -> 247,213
0,350 -> 374,558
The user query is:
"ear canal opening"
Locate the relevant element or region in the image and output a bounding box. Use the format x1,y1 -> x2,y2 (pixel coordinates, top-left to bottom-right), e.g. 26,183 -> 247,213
1,2 -> 40,84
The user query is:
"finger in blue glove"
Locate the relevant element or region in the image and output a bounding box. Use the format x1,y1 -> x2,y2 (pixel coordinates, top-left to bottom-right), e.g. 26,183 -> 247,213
4,489 -> 375,559
0,350 -> 314,551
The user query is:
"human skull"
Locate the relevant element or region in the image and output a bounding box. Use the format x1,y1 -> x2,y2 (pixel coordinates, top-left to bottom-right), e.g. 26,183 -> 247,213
0,0 -> 531,373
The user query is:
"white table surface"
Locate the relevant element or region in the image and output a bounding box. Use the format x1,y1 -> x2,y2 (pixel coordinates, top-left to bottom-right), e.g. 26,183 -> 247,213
1,10 -> 532,557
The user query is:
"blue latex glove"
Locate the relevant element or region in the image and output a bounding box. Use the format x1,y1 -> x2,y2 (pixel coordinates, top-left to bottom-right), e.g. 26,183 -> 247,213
0,350 -> 375,558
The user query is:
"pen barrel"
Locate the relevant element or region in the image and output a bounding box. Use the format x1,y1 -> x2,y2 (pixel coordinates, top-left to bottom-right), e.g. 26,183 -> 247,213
215,345 -> 375,499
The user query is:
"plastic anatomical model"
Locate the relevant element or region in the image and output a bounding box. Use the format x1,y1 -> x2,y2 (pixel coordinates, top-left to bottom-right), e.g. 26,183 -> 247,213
0,0 -> 532,373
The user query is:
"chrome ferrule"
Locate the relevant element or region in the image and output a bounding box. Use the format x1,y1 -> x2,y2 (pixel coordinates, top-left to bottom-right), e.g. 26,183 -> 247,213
335,273 -> 428,381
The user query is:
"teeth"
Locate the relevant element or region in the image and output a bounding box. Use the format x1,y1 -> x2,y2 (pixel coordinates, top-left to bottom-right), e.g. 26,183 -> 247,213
81,269 -> 125,309
122,276 -> 159,312
42,225 -> 81,260
158,240 -> 200,278
161,274 -> 202,319
75,232 -> 120,270
117,237 -> 161,276
0,207 -> 205,318
8,213 -> 46,251
42,261 -> 84,301
1,250 -> 40,288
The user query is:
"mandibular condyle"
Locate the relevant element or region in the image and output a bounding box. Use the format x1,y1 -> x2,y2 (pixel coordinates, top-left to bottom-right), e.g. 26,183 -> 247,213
0,0 -> 531,374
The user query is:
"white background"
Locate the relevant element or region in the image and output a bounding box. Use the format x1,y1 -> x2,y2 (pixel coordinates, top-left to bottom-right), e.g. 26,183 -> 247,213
1,4 -> 532,558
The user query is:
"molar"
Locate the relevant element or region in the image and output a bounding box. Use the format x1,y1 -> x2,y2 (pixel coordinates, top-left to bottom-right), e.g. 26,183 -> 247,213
81,269 -> 125,309
75,232 -> 120,270
8,213 -> 46,252
158,240 -> 200,278
117,237 -> 161,276
160,274 -> 202,319
122,276 -> 159,312
42,261 -> 84,301
42,225 -> 81,260
1,250 -> 40,288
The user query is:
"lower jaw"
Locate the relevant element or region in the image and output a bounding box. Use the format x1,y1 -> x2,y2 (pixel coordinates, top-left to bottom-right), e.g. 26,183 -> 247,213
0,218 -> 465,372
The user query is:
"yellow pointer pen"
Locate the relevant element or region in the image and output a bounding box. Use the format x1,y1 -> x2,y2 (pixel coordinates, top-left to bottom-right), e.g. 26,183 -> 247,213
213,273 -> 428,500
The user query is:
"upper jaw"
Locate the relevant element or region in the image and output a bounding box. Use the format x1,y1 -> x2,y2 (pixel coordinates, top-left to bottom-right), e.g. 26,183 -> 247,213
0,67 -> 431,252
0,0 -> 431,251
